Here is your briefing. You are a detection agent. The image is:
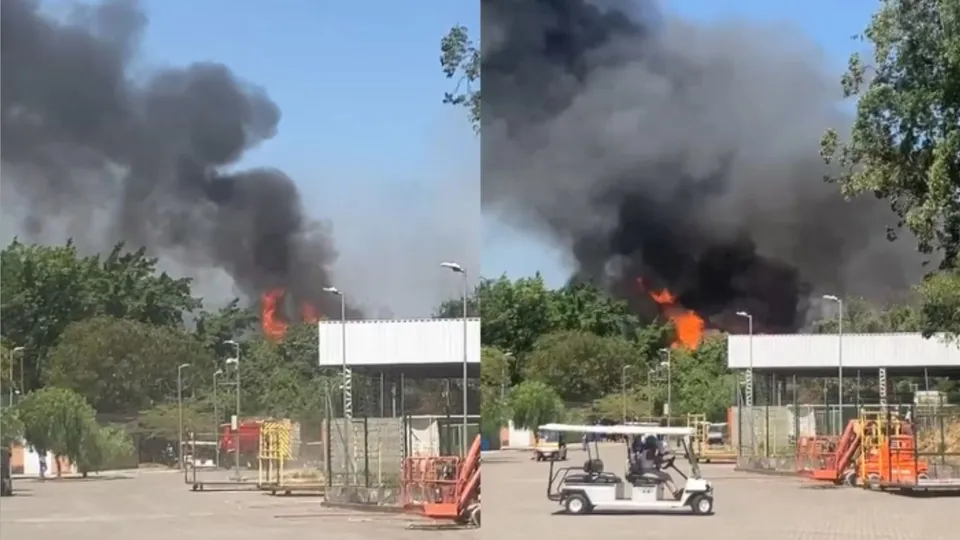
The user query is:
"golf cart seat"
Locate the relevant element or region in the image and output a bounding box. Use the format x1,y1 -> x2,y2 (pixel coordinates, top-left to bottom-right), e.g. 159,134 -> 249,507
564,459 -> 620,485
625,471 -> 661,486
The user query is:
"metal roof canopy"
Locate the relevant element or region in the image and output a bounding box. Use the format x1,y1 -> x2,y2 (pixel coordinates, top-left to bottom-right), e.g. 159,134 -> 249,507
727,333 -> 960,371
317,318 -> 481,369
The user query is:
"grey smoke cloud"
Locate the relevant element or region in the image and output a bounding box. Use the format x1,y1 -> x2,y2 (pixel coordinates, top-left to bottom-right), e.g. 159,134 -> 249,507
1,0 -> 477,320
481,0 -> 926,332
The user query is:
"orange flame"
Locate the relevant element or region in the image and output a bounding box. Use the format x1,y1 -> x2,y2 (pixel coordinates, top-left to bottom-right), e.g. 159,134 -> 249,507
301,303 -> 319,324
638,279 -> 705,350
261,288 -> 321,341
261,289 -> 288,341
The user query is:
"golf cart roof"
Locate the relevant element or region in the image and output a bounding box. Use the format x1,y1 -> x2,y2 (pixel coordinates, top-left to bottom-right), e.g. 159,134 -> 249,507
539,423 -> 695,437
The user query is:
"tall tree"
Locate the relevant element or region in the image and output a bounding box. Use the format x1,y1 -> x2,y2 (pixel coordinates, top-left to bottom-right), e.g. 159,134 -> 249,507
508,380 -> 565,430
820,0 -> 960,263
525,330 -> 646,405
440,24 -> 480,132
549,282 -> 640,338
44,316 -> 212,415
1,240 -> 201,389
809,297 -> 922,334
18,387 -> 98,477
475,275 -> 556,356
917,268 -> 960,336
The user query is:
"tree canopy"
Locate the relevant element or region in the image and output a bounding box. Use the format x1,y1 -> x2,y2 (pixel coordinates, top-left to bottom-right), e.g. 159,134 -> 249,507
440,24 -> 480,133
0,238 -> 337,470
821,1 -> 960,338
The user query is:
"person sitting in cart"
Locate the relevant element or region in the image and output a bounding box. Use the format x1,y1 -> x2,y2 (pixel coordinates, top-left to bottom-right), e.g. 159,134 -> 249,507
637,434 -> 682,500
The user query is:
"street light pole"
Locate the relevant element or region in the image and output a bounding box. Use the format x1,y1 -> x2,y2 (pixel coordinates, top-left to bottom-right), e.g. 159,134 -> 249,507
323,286 -> 351,477
177,363 -> 190,470
224,340 -> 241,478
501,353 -> 512,402
823,295 -> 844,434
442,261 -> 470,456
621,365 -> 633,423
735,312 -> 754,408
213,369 -> 223,468
659,348 -> 672,426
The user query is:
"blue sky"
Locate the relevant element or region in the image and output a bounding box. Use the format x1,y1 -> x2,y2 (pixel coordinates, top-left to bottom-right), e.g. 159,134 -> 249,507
134,0 -> 878,297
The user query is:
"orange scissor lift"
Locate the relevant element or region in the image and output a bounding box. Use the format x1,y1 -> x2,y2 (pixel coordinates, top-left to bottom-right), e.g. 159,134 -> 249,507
797,409 -> 929,487
856,408 -> 929,488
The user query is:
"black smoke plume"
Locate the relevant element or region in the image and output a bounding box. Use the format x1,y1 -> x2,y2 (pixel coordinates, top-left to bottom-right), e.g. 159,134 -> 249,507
1,0 -> 356,320
481,0 -> 927,333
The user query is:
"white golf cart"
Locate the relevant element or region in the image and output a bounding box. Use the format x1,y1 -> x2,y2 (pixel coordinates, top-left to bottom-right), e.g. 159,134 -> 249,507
533,428 -> 569,462
540,423 -> 714,515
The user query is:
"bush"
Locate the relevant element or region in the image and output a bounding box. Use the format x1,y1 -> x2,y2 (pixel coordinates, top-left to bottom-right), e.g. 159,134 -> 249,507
77,425 -> 135,477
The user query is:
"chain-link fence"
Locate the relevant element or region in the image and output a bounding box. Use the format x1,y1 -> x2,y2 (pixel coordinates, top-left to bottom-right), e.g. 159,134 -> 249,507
325,371 -> 481,490
734,371 -> 960,484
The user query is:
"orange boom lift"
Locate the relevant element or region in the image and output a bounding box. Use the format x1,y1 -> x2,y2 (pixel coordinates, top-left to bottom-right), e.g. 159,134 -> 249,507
401,434 -> 481,527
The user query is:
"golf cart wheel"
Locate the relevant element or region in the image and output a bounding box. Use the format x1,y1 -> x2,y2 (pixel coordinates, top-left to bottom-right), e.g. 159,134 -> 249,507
564,494 -> 590,515
689,495 -> 714,515
842,470 -> 858,487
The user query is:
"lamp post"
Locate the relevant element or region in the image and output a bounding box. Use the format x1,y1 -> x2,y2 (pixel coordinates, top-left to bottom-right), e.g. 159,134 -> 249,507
735,311 -> 754,408
441,261 -> 470,456
621,365 -> 634,423
177,363 -> 190,470
10,347 -> 25,407
822,295 -> 844,434
224,340 -> 241,479
213,369 -> 223,467
658,348 -> 672,426
322,286 -> 350,476
502,352 -> 514,402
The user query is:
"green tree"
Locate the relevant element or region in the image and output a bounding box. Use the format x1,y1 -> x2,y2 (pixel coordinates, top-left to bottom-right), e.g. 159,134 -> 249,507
1,240 -> 201,390
667,337 -> 736,422
917,269 -> 960,337
440,24 -> 480,132
820,0 -> 960,264
0,407 -> 24,447
18,387 -> 97,477
76,425 -> 135,477
476,275 -> 556,357
524,330 -> 646,405
137,401 -> 215,441
43,316 -> 212,415
589,388 -> 657,423
508,380 -> 565,430
480,347 -> 510,441
194,300 -> 259,357
239,323 -> 327,418
809,297 -> 922,334
549,282 -> 640,338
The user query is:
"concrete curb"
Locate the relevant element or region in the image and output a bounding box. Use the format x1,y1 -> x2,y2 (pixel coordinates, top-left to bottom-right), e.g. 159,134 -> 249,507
321,501 -> 409,514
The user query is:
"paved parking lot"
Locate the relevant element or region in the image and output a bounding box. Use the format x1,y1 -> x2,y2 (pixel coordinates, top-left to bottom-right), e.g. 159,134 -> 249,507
484,444 -> 958,540
0,470 -> 478,540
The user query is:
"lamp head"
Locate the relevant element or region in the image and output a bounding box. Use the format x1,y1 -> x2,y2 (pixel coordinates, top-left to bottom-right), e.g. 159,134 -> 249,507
440,261 -> 464,273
